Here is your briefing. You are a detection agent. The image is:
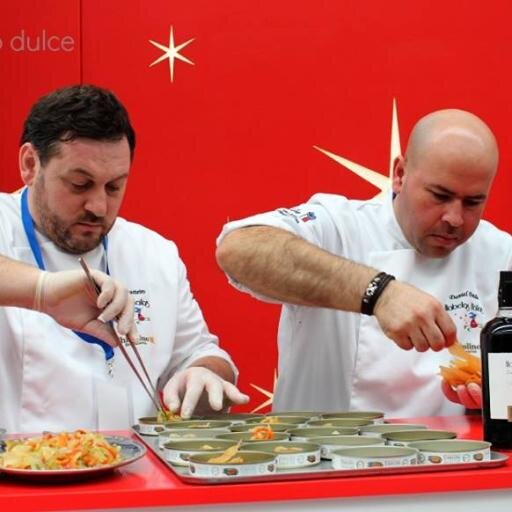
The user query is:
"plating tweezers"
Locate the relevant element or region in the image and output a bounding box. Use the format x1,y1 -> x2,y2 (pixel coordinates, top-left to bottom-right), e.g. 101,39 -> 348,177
78,257 -> 163,413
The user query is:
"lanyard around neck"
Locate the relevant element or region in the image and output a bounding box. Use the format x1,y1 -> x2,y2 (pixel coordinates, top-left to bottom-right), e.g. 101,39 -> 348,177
20,188 -> 114,361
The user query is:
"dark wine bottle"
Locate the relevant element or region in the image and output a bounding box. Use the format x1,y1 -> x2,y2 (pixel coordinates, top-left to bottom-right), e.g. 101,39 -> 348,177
481,271 -> 512,448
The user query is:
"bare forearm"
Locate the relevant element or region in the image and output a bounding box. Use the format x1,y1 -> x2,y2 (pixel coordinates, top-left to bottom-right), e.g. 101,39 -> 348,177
217,226 -> 458,353
216,226 -> 379,313
0,255 -> 39,309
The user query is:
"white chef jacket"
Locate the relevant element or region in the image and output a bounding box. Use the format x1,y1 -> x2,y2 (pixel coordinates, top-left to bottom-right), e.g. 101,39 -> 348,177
218,193 -> 512,417
0,191 -> 236,433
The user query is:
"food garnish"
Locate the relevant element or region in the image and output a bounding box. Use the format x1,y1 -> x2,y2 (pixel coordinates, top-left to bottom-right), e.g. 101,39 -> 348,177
250,426 -> 275,440
156,409 -> 182,423
273,446 -> 301,453
260,416 -> 280,424
439,342 -> 482,387
207,441 -> 243,463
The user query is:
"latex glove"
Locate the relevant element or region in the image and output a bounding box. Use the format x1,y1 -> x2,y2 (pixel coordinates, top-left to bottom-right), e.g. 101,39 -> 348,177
35,269 -> 138,347
441,380 -> 482,409
162,367 -> 250,419
373,280 -> 457,352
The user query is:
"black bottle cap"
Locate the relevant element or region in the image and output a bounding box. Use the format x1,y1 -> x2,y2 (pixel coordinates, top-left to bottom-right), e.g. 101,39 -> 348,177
498,271 -> 512,308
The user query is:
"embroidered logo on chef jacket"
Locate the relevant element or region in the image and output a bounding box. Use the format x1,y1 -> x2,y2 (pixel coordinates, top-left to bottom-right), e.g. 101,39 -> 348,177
444,289 -> 483,355
277,207 -> 317,223
120,334 -> 155,346
134,305 -> 149,322
128,289 -> 155,345
130,289 -> 151,324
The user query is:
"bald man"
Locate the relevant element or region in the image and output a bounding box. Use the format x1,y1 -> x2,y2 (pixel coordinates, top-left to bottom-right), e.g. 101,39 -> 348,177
216,109 -> 512,417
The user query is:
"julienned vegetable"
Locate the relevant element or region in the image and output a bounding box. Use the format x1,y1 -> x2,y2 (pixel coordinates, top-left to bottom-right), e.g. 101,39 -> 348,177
250,425 -> 276,440
0,430 -> 122,470
440,343 -> 482,387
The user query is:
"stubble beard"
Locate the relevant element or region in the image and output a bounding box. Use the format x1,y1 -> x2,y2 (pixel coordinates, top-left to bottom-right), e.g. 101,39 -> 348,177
32,180 -> 109,255
418,232 -> 464,258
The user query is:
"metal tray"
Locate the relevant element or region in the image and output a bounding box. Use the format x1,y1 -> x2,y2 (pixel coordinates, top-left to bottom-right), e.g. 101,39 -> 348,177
132,426 -> 509,485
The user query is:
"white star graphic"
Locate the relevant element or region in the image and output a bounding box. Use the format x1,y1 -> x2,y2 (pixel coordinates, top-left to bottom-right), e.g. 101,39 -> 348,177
314,98 -> 402,200
250,370 -> 277,413
149,26 -> 195,82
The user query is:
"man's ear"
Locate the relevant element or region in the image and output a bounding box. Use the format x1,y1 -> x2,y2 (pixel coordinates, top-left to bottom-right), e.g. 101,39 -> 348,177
19,143 -> 41,186
392,155 -> 406,194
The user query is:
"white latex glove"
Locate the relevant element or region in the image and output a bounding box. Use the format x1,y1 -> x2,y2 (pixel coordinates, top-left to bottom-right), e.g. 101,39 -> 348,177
35,269 -> 138,347
162,367 -> 250,419
441,380 -> 482,409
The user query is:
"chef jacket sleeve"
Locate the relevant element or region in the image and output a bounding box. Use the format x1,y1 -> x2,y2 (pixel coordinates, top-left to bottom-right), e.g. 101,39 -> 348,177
163,255 -> 238,379
216,201 -> 337,303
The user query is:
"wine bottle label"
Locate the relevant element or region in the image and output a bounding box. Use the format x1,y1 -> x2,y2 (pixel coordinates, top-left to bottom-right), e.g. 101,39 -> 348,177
488,353 -> 512,420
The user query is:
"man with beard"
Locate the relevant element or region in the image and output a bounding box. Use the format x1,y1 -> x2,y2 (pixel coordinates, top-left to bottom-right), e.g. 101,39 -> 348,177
0,84 -> 248,432
216,109 -> 512,417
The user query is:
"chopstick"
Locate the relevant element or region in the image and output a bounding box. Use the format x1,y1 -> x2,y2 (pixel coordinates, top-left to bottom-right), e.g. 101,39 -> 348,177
78,257 -> 164,414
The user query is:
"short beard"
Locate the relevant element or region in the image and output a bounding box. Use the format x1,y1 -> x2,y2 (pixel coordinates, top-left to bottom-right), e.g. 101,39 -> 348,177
32,177 -> 107,255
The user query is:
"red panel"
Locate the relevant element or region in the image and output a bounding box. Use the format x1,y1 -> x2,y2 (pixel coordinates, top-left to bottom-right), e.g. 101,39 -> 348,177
0,1 -> 80,192
79,0 -> 512,410
2,1 -> 512,410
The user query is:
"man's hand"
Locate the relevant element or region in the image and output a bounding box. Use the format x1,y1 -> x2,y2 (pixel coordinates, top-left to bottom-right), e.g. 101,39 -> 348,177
162,367 -> 250,419
373,280 -> 457,352
38,269 -> 138,347
441,380 -> 482,409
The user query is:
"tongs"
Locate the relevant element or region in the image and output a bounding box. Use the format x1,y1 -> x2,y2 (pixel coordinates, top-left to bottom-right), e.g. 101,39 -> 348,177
78,257 -> 165,415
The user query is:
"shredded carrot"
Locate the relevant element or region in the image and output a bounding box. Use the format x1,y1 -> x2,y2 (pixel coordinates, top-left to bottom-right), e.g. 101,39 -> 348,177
440,342 -> 481,387
249,426 -> 275,440
0,430 -> 122,470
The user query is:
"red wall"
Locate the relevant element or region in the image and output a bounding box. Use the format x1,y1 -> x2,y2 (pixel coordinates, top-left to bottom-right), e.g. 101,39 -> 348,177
1,1 -> 511,411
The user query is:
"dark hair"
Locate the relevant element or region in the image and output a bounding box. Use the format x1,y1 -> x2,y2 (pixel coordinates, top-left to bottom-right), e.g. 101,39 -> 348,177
20,84 -> 136,165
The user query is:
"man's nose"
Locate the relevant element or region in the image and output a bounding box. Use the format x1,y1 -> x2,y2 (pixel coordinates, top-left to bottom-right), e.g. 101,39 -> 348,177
84,189 -> 107,218
441,200 -> 464,228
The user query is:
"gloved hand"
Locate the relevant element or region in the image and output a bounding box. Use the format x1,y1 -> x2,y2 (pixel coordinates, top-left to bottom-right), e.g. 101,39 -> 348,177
35,269 -> 138,347
441,380 -> 482,409
162,366 -> 250,419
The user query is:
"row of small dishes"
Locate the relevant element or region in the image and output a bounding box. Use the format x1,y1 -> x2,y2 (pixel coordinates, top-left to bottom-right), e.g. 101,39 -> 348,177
137,412 -> 490,477
162,433 -> 490,469
187,440 -> 491,478
137,410 -> 387,436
